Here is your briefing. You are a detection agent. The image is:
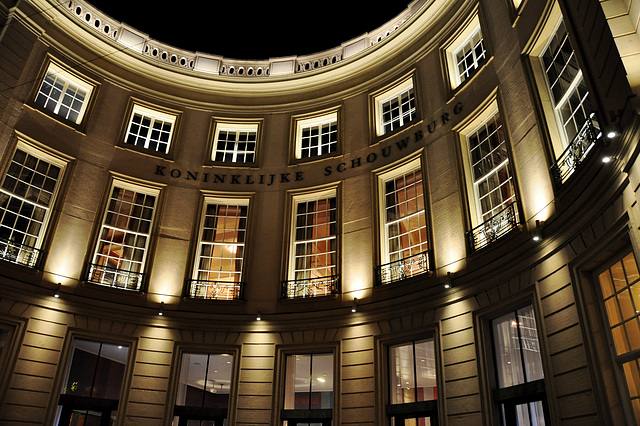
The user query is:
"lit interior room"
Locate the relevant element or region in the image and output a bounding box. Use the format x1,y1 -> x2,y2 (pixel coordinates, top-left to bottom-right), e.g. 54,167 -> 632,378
0,0 -> 640,424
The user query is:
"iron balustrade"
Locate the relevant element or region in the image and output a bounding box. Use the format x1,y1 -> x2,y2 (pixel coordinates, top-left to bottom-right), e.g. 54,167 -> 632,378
0,237 -> 43,268
466,202 -> 519,252
86,262 -> 145,291
281,275 -> 340,299
550,113 -> 601,187
375,250 -> 430,286
188,279 -> 244,300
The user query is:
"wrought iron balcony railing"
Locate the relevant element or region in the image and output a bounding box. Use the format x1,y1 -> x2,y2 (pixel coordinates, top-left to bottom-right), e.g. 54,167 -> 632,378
466,202 -> 520,252
375,250 -> 430,286
550,113 -> 601,187
0,237 -> 43,268
281,275 -> 340,299
188,279 -> 244,300
86,263 -> 145,291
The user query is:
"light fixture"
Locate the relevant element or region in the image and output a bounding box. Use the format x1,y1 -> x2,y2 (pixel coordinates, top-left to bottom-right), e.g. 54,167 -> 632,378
158,301 -> 164,316
351,298 -> 358,313
606,130 -> 617,139
54,282 -> 61,298
444,272 -> 452,289
256,311 -> 262,321
602,155 -> 612,163
531,220 -> 544,242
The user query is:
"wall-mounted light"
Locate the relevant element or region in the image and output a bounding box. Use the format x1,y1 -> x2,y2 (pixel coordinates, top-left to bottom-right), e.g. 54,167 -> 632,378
531,220 -> 544,242
351,298 -> 358,313
158,301 -> 164,316
444,272 -> 452,289
256,311 -> 262,321
606,129 -> 618,139
54,282 -> 61,298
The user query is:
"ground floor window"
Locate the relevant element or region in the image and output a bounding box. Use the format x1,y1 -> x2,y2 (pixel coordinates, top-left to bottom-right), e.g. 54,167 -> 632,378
387,339 -> 438,425
172,352 -> 235,425
56,339 -> 129,425
490,304 -> 549,425
597,251 -> 640,423
282,353 -> 334,425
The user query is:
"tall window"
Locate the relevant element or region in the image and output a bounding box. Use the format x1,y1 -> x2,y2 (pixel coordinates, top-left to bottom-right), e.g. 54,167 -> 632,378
284,190 -> 338,299
295,111 -> 338,159
173,352 -> 235,425
461,107 -> 519,251
454,25 -> 486,85
541,20 -> 593,146
35,62 -> 94,124
56,339 -> 129,425
283,353 -> 333,426
491,305 -> 548,425
88,181 -> 158,290
377,160 -> 429,285
388,339 -> 438,424
212,123 -> 258,163
374,78 -> 416,136
0,144 -> 66,267
124,104 -> 176,154
444,15 -> 488,89
534,13 -> 599,186
190,198 -> 248,300
597,252 -> 640,423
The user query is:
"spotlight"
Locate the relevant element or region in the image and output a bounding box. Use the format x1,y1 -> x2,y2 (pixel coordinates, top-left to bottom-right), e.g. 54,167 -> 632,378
158,301 -> 164,316
256,312 -> 262,321
351,298 -> 357,313
531,220 -> 543,242
602,155 -> 612,163
54,282 -> 61,298
606,130 -> 617,139
444,272 -> 452,289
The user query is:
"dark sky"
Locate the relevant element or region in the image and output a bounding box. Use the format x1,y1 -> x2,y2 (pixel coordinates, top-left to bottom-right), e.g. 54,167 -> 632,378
87,1 -> 410,59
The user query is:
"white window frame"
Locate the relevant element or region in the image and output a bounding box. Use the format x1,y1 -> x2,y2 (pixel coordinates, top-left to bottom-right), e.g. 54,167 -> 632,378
35,62 -> 94,124
88,178 -> 159,290
294,111 -> 339,159
373,77 -> 416,137
377,157 -> 428,266
0,140 -> 68,266
124,104 -> 176,154
458,101 -> 516,228
287,188 -> 338,283
190,196 -> 249,300
444,15 -> 487,89
211,122 -> 259,163
539,18 -> 592,149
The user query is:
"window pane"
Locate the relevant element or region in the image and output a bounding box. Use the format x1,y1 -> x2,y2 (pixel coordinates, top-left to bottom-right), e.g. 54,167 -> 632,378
192,201 -> 248,299
0,148 -> 63,266
90,184 -> 157,289
62,339 -> 129,400
176,353 -> 233,410
384,168 -> 428,264
389,339 -> 437,405
517,305 -> 544,382
493,311 -> 525,388
284,353 -> 333,411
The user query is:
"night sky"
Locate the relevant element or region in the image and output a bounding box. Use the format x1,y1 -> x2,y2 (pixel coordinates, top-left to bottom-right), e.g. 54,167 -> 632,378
86,1 -> 410,59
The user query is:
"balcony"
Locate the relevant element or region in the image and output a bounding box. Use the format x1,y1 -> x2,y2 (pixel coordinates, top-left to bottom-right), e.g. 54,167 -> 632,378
375,250 -> 430,286
281,275 -> 340,299
550,113 -> 601,188
188,279 -> 244,301
466,202 -> 520,252
86,263 -> 145,291
0,237 -> 43,268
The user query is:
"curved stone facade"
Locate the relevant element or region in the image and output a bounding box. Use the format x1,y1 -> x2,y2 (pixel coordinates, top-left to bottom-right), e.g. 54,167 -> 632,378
0,0 -> 639,425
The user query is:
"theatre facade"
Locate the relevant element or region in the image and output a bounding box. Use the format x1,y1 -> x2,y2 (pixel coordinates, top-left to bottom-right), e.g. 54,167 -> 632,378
1,0 -> 640,424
